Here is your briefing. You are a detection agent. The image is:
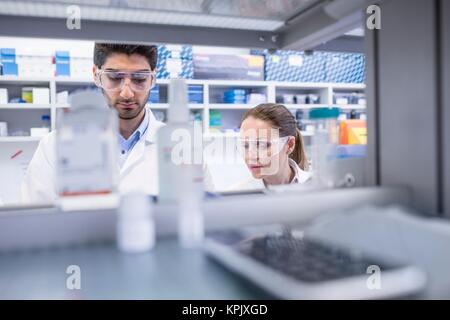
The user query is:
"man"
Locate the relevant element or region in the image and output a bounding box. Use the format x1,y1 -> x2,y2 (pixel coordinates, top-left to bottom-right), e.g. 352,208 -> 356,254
21,43 -> 165,203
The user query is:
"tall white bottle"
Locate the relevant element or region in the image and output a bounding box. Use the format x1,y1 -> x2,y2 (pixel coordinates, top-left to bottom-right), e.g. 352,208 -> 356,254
157,78 -> 204,203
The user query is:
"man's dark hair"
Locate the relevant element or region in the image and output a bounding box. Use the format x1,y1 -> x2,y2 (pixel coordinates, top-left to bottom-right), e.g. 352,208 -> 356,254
93,43 -> 158,70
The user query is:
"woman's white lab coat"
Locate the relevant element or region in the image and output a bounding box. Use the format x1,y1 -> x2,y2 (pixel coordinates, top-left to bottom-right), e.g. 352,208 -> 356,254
223,158 -> 312,192
21,110 -> 165,204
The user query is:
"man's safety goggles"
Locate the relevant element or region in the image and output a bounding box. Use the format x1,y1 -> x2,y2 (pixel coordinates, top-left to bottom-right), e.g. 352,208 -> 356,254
95,70 -> 156,92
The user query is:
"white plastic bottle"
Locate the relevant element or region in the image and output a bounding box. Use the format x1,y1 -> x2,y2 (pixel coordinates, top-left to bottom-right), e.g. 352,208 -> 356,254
157,78 -> 204,203
177,190 -> 204,248
117,192 -> 156,253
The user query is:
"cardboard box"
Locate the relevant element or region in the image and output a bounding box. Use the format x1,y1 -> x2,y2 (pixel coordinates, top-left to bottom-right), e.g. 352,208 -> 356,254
16,54 -> 54,77
324,52 -> 365,83
158,45 -> 193,60
339,119 -> 367,145
71,57 -> 93,79
32,88 -> 50,104
193,54 -> 264,81
263,50 -> 327,82
156,58 -> 193,79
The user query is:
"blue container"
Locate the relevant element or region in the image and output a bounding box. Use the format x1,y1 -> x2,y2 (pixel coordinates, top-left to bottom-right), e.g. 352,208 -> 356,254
0,48 -> 16,63
223,89 -> 247,103
1,62 -> 18,75
223,97 -> 247,104
148,84 -> 160,103
224,89 -> 246,96
187,85 -> 204,103
55,51 -> 71,76
336,145 -> 367,158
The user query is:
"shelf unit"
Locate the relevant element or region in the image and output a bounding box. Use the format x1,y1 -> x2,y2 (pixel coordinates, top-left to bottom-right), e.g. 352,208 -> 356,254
0,76 -> 366,142
0,136 -> 42,143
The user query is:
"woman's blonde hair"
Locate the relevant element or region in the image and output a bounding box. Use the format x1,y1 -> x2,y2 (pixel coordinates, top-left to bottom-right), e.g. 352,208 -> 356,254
241,103 -> 309,170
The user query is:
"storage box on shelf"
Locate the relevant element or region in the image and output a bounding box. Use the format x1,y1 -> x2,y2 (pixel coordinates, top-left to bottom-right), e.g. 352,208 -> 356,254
54,51 -> 70,77
252,49 -> 327,82
0,48 -> 19,76
324,52 -> 366,83
194,54 -> 264,81
157,45 -> 194,79
252,49 -> 366,84
332,84 -> 366,111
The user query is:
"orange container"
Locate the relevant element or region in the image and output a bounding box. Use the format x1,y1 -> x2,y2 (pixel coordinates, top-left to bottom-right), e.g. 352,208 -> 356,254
339,119 -> 367,145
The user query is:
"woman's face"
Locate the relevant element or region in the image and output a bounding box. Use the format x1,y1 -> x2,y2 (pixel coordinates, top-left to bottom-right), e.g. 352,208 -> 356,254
240,116 -> 293,179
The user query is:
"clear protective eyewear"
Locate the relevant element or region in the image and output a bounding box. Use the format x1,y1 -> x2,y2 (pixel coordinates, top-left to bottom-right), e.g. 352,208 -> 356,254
237,136 -> 290,158
95,70 -> 156,92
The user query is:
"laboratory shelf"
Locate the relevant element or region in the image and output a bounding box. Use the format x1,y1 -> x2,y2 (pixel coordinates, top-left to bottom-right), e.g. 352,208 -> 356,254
284,104 -> 330,110
208,103 -> 255,110
0,104 -> 52,109
0,77 -> 366,143
0,76 -> 52,84
54,77 -> 93,84
337,104 -> 367,109
273,82 -> 330,89
284,103 -> 366,110
147,104 -> 204,110
0,136 -> 42,143
329,83 -> 366,90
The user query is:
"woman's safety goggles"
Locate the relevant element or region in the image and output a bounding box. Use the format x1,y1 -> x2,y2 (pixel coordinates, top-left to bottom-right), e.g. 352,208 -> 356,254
237,136 -> 290,158
95,70 -> 156,92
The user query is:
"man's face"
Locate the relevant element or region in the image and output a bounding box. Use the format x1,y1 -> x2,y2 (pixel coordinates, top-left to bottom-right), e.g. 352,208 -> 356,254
93,53 -> 153,120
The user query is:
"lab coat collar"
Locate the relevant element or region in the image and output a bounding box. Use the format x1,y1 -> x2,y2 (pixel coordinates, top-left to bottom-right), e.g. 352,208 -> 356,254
144,107 -> 164,143
289,158 -> 312,184
119,108 -> 164,176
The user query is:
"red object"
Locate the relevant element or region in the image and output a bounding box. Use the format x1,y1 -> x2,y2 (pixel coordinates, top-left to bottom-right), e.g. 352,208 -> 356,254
60,190 -> 112,196
10,150 -> 23,159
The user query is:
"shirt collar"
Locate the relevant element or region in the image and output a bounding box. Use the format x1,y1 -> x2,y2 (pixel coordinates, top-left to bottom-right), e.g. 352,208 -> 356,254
118,108 -> 149,150
134,108 -> 149,139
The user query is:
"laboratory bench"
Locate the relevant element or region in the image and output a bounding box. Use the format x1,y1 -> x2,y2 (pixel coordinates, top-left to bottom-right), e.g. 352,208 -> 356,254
0,237 -> 272,300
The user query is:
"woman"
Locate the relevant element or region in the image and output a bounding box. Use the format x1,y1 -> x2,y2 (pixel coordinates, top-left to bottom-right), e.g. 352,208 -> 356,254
238,103 -> 311,188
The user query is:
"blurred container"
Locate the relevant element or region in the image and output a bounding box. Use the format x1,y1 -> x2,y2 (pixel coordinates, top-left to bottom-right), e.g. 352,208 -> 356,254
21,87 -> 33,103
339,119 -> 367,145
0,88 -> 8,104
117,192 -> 156,253
309,107 -> 340,188
30,127 -> 50,137
0,122 -> 8,136
194,54 -> 264,81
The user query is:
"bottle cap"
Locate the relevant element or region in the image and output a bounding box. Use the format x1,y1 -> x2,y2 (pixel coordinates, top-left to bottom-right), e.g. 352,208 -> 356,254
309,107 -> 340,119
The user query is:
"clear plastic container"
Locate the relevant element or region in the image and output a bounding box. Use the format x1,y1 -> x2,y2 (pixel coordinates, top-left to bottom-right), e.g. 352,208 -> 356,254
56,90 -> 119,196
308,107 -> 340,188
